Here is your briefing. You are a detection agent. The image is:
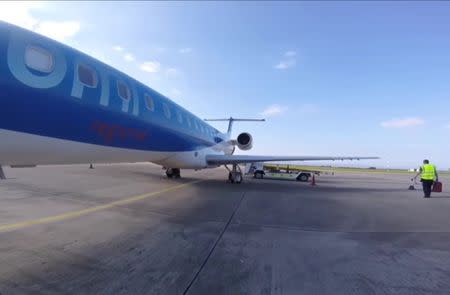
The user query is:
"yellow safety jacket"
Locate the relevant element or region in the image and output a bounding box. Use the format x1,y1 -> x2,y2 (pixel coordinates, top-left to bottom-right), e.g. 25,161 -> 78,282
421,164 -> 436,181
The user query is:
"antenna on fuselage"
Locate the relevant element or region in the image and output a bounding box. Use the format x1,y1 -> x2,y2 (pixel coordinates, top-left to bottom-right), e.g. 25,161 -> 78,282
204,117 -> 265,135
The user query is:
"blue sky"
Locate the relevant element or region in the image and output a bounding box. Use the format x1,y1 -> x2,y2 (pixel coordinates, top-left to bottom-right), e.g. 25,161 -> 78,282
2,1 -> 450,169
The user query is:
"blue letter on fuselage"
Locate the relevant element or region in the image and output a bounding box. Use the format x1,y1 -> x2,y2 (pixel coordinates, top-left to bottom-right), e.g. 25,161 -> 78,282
71,61 -> 110,108
7,31 -> 67,89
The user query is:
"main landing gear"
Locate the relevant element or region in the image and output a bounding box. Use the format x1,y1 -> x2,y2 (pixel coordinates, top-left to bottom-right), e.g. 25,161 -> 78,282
225,164 -> 242,184
166,168 -> 181,178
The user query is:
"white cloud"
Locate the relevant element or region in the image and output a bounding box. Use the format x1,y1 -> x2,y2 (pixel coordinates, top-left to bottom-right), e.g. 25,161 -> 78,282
0,2 -> 80,43
34,21 -> 80,42
140,61 -> 161,73
165,68 -> 179,78
113,45 -> 124,52
0,1 -> 43,30
275,50 -> 297,70
179,48 -> 192,54
124,53 -> 135,62
275,60 -> 296,70
380,117 -> 425,128
260,104 -> 288,117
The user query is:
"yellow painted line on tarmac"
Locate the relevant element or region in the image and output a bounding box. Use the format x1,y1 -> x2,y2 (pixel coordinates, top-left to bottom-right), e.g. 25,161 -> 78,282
0,179 -> 203,233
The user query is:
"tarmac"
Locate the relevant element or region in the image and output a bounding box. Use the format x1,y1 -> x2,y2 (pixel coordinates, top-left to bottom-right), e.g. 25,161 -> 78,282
1,163 -> 450,295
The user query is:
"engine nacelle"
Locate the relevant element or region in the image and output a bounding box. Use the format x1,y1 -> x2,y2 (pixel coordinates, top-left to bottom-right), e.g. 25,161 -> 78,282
236,132 -> 253,151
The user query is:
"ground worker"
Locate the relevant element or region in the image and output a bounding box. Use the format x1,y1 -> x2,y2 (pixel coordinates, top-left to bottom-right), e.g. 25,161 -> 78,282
413,159 -> 438,198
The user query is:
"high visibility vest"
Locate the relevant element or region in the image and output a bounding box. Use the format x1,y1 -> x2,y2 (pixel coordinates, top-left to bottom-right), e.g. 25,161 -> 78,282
421,164 -> 436,180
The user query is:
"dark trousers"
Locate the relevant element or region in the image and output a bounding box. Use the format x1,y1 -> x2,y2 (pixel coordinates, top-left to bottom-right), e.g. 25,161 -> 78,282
421,179 -> 434,198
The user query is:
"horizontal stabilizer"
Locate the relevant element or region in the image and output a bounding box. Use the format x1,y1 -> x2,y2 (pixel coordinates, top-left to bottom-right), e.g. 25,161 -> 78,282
206,155 -> 379,165
204,117 -> 265,134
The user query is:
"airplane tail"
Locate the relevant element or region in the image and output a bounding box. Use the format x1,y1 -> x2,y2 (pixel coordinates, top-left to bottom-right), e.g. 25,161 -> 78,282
204,117 -> 265,135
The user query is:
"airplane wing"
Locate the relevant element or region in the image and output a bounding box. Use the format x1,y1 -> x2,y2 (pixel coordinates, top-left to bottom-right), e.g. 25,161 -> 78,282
206,155 -> 379,165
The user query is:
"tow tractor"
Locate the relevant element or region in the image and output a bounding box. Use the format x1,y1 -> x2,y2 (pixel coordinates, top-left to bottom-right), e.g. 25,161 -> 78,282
245,163 -> 316,182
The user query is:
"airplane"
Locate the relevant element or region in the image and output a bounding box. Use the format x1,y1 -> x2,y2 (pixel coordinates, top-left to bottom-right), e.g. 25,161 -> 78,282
0,21 -> 378,183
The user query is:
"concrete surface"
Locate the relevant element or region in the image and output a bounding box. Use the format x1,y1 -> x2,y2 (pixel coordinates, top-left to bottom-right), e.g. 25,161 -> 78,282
1,163 -> 450,295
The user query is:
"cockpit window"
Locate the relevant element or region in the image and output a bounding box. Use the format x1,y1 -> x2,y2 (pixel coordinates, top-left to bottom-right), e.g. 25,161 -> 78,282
25,45 -> 54,73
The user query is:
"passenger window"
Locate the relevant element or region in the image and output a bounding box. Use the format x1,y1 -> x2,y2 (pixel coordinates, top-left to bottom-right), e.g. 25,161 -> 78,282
144,94 -> 155,111
186,116 -> 192,128
117,81 -> 131,100
176,111 -> 183,124
78,64 -> 97,87
25,45 -> 54,73
163,103 -> 171,119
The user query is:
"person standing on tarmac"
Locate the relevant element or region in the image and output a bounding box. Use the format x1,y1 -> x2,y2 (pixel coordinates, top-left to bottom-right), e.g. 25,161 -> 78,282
413,159 -> 438,198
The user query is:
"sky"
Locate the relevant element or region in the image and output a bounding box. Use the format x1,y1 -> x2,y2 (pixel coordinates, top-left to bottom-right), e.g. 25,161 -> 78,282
1,1 -> 450,169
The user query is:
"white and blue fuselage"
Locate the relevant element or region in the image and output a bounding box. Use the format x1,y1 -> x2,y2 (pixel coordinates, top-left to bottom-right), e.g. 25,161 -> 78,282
0,21 -> 233,169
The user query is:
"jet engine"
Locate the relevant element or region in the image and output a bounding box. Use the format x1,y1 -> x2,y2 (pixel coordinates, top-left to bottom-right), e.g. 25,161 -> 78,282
236,132 -> 253,150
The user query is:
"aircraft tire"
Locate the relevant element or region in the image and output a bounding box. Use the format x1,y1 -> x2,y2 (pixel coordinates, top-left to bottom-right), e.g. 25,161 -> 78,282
235,173 -> 242,184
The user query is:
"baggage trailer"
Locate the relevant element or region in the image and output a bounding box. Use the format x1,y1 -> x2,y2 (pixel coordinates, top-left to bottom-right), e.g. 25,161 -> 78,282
245,163 -> 314,182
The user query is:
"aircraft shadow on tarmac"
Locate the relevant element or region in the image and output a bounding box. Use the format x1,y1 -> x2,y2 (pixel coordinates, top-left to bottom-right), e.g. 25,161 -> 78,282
128,170 -> 426,194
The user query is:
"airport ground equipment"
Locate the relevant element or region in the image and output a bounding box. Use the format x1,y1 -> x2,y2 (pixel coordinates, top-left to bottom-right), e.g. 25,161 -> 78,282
409,178 -> 442,193
258,170 -> 312,182
247,163 -> 312,182
408,178 -> 416,190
